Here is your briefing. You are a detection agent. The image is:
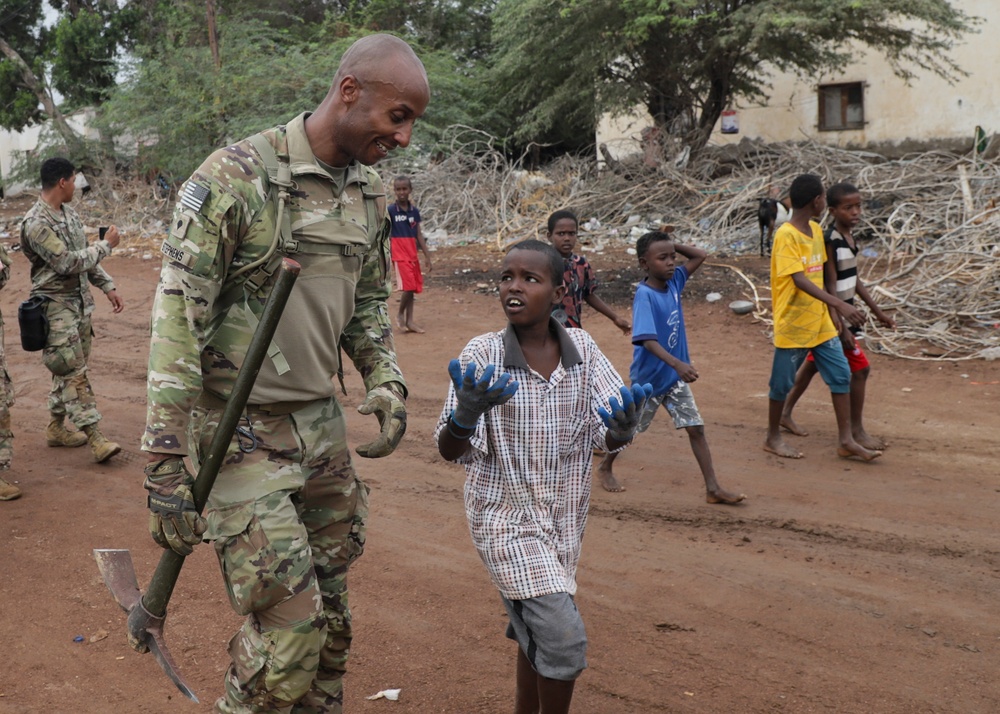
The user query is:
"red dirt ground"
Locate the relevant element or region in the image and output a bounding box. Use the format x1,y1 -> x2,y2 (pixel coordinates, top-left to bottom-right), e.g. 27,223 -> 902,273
1,206 -> 999,713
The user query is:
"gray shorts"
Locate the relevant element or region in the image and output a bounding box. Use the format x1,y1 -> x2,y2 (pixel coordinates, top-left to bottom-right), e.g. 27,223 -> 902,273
637,380 -> 704,432
502,592 -> 588,681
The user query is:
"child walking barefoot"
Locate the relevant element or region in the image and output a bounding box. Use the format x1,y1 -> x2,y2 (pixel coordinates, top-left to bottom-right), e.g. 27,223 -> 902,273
436,239 -> 651,714
596,230 -> 745,503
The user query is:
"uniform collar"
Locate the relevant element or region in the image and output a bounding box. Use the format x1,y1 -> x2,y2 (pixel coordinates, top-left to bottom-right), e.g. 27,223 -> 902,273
284,112 -> 368,188
502,318 -> 583,370
33,197 -> 69,223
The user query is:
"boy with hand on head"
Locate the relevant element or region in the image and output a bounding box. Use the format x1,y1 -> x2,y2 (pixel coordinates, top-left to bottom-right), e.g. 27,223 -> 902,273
436,239 -> 652,714
547,209 -> 631,334
781,182 -> 896,450
764,174 -> 882,462
596,230 -> 746,503
389,175 -> 432,333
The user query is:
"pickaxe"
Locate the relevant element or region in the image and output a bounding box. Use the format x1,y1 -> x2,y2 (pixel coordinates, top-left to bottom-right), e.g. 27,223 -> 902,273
94,258 -> 301,702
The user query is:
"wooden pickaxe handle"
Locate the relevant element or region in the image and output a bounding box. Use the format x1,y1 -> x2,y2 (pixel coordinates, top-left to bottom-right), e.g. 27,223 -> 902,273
140,258 -> 301,618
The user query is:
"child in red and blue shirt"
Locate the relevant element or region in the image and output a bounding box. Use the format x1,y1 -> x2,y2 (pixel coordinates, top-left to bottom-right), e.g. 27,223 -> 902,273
389,175 -> 432,333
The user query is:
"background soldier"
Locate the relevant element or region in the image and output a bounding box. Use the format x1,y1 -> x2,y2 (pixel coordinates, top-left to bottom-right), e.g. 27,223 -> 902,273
20,157 -> 124,463
0,241 -> 18,501
141,34 -> 429,712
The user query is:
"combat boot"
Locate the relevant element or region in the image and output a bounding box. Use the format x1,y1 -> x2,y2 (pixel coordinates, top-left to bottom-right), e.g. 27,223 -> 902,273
82,424 -> 122,463
0,476 -> 21,501
46,416 -> 88,448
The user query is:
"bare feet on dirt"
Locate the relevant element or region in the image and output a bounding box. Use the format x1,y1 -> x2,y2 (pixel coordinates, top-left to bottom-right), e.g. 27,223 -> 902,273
837,443 -> 883,461
779,414 -> 809,436
396,317 -> 425,334
763,437 -> 803,459
597,465 -> 625,492
854,431 -> 887,451
706,488 -> 747,505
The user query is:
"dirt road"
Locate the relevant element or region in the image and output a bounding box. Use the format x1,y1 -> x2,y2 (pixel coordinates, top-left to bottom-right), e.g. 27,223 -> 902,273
1,241 -> 998,713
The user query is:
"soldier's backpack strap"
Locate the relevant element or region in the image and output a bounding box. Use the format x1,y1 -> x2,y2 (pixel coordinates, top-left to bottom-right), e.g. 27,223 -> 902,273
219,133 -> 295,375
360,165 -> 385,245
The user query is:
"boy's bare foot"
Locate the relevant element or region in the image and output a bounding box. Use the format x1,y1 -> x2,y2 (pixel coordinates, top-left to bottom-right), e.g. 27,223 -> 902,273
405,321 -> 425,334
779,414 -> 809,436
762,438 -> 803,459
854,431 -> 887,451
837,443 -> 882,461
706,488 -> 746,505
396,315 -> 409,332
597,466 -> 625,492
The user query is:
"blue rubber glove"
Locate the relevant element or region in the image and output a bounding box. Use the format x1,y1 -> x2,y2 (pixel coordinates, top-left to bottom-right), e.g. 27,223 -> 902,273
598,383 -> 654,443
448,359 -> 519,428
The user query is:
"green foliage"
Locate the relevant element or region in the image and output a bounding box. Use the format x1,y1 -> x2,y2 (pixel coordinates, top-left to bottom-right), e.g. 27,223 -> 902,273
485,0 -> 599,154
0,0 -> 45,130
102,10 -> 484,182
489,0 -> 978,150
50,9 -> 120,109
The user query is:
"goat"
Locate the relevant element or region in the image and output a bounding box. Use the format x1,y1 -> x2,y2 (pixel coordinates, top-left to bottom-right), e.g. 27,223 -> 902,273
757,198 -> 779,256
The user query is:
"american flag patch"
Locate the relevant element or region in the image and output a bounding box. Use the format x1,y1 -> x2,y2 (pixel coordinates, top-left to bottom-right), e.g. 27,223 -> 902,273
180,182 -> 211,213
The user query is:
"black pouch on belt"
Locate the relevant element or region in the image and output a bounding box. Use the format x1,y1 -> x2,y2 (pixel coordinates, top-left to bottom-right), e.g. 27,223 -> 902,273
18,295 -> 49,351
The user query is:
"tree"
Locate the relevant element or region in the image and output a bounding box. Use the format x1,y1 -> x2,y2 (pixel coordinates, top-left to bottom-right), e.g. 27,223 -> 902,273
102,10 -> 487,182
0,0 -> 143,175
489,0 -> 978,152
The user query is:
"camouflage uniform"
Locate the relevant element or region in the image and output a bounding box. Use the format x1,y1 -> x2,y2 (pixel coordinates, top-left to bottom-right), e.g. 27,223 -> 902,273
0,243 -> 14,468
144,112 -> 404,714
20,199 -> 116,429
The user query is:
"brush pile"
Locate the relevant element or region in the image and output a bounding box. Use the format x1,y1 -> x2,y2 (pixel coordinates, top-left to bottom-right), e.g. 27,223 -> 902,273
4,129 -> 997,360
406,131 -> 1000,361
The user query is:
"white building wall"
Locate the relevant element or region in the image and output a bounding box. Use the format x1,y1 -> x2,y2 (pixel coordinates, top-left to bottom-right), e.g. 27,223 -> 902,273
0,108 -> 97,196
598,0 -> 997,158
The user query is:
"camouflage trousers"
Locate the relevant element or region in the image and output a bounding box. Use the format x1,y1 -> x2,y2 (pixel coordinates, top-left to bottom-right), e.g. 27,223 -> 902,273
42,301 -> 101,427
190,397 -> 368,714
0,319 -> 13,468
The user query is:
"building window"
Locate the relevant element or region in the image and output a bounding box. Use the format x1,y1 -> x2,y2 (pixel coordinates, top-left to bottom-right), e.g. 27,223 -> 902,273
818,82 -> 864,131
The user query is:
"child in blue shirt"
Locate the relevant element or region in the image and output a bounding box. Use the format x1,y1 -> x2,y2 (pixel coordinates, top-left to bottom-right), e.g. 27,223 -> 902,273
597,230 -> 746,504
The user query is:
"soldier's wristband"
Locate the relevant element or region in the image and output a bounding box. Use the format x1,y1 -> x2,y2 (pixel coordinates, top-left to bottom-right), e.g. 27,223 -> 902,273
147,489 -> 192,515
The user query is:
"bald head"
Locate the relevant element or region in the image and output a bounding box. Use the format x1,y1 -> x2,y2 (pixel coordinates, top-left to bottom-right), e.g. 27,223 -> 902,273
306,34 -> 430,167
334,34 -> 426,86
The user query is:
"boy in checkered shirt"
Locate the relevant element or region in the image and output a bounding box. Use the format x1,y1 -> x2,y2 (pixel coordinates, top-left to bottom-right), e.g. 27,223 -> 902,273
436,239 -> 651,714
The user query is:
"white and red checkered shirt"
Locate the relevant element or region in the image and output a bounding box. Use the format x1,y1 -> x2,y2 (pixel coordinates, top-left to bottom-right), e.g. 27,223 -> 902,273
435,321 -> 628,599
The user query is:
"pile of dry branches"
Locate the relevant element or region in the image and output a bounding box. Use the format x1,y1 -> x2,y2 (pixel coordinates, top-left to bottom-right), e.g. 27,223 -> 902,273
404,132 -> 1000,361
7,129 -> 996,361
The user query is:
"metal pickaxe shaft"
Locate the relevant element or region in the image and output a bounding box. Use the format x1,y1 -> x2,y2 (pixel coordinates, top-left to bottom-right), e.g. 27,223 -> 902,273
96,258 -> 300,703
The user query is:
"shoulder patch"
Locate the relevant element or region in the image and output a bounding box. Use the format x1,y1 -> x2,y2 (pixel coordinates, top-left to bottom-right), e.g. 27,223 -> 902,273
180,181 -> 211,213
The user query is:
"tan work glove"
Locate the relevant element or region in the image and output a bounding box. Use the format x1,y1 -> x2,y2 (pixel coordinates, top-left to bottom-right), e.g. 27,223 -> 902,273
356,382 -> 407,458
144,457 -> 207,556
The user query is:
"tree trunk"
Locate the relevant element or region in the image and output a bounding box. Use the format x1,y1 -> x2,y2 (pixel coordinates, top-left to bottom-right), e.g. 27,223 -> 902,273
692,76 -> 729,153
0,36 -> 85,157
206,0 -> 221,70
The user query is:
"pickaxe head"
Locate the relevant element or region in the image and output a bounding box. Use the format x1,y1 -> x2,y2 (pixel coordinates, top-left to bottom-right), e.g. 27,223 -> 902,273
93,549 -> 199,703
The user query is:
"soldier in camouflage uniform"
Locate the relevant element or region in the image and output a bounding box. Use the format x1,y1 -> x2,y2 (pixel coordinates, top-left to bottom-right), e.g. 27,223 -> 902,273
141,35 -> 429,713
20,157 -> 124,464
0,241 -> 20,501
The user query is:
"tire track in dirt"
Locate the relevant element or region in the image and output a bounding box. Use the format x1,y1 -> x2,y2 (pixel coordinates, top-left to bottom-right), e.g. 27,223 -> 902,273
589,502 -> 999,567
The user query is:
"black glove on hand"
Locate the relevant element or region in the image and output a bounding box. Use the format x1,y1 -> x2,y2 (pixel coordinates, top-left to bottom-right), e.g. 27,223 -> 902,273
356,382 -> 407,458
448,359 -> 519,428
599,383 -> 654,443
144,457 -> 207,556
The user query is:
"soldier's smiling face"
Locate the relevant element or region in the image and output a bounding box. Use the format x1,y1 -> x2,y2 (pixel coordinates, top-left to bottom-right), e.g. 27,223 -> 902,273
339,58 -> 429,166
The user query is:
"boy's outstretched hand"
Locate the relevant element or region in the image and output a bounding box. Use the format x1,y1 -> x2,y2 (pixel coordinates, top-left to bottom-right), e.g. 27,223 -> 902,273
449,359 -> 519,428
599,383 -> 654,443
